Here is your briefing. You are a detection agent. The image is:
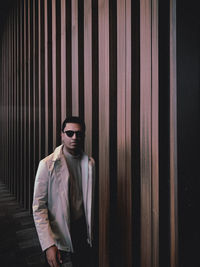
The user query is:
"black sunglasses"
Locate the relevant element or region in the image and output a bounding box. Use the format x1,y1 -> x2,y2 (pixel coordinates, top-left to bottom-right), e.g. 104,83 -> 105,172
64,130 -> 83,138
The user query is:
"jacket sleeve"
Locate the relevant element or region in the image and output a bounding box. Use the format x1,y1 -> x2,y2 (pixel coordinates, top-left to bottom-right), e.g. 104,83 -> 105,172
32,160 -> 55,251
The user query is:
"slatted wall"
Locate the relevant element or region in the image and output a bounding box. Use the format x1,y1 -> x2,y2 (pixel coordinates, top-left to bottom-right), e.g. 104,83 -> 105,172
0,0 -> 178,266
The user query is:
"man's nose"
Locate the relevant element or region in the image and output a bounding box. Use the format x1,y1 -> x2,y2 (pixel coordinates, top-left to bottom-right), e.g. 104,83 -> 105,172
72,133 -> 77,139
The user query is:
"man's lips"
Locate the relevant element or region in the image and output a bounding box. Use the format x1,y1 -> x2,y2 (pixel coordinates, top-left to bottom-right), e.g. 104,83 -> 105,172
71,142 -> 78,145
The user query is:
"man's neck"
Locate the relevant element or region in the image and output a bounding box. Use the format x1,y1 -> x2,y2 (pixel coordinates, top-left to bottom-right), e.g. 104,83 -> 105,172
63,146 -> 81,157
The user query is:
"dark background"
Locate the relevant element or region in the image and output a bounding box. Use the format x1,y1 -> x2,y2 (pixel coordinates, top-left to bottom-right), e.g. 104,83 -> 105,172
0,0 -> 13,31
177,0 -> 200,266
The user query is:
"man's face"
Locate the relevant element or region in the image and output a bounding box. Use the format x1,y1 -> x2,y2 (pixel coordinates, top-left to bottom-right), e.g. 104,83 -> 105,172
61,123 -> 84,154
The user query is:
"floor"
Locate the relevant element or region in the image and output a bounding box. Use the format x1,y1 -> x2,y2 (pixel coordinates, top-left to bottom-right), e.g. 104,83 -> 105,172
0,181 -> 45,267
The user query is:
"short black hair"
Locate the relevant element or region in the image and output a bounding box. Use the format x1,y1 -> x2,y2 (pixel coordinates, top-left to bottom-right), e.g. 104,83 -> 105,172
61,116 -> 86,133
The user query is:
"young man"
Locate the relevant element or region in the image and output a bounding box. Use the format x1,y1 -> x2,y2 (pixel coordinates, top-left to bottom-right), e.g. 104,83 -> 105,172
33,116 -> 95,267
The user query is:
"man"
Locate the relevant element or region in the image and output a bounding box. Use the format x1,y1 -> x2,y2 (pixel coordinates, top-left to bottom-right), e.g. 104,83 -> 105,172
33,116 -> 95,267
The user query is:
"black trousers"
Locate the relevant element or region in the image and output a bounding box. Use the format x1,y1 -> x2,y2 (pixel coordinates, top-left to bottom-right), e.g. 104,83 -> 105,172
70,216 -> 92,267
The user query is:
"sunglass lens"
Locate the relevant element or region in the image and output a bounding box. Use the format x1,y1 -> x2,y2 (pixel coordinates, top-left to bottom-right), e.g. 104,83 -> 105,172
76,131 -> 82,138
66,131 -> 74,137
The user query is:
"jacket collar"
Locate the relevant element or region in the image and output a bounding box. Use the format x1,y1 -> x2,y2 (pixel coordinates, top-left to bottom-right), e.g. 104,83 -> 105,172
52,144 -> 84,162
52,145 -> 64,162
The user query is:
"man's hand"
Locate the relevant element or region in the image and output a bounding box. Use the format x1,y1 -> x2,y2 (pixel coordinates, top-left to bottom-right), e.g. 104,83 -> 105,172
46,245 -> 62,267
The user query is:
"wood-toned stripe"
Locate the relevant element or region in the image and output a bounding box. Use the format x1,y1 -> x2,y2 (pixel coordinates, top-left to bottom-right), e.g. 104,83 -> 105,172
23,0 -> 27,208
140,0 -> 152,265
55,0 -> 61,146
16,2 -> 20,202
61,0 -> 67,122
38,0 -> 42,160
15,5 -> 19,198
8,14 -> 11,191
52,0 -> 57,149
117,0 -> 132,266
71,0 -> 79,116
125,0 -> 132,265
27,0 -> 32,211
32,0 -> 36,177
98,0 -> 110,266
84,0 -> 92,156
44,0 -> 49,155
19,0 -> 24,205
39,0 -> 46,159
34,0 -> 40,172
11,10 -> 15,195
152,0 -> 159,265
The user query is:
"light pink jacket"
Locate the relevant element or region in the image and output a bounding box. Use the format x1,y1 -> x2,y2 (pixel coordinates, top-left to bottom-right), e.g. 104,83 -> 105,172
32,145 -> 95,252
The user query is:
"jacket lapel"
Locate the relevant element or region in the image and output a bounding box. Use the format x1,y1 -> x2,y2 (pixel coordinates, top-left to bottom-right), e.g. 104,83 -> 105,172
53,146 -> 70,224
51,146 -> 90,234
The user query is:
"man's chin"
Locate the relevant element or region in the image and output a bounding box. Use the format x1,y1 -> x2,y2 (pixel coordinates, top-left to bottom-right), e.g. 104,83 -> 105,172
69,146 -> 82,155
70,144 -> 80,150
70,143 -> 79,147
